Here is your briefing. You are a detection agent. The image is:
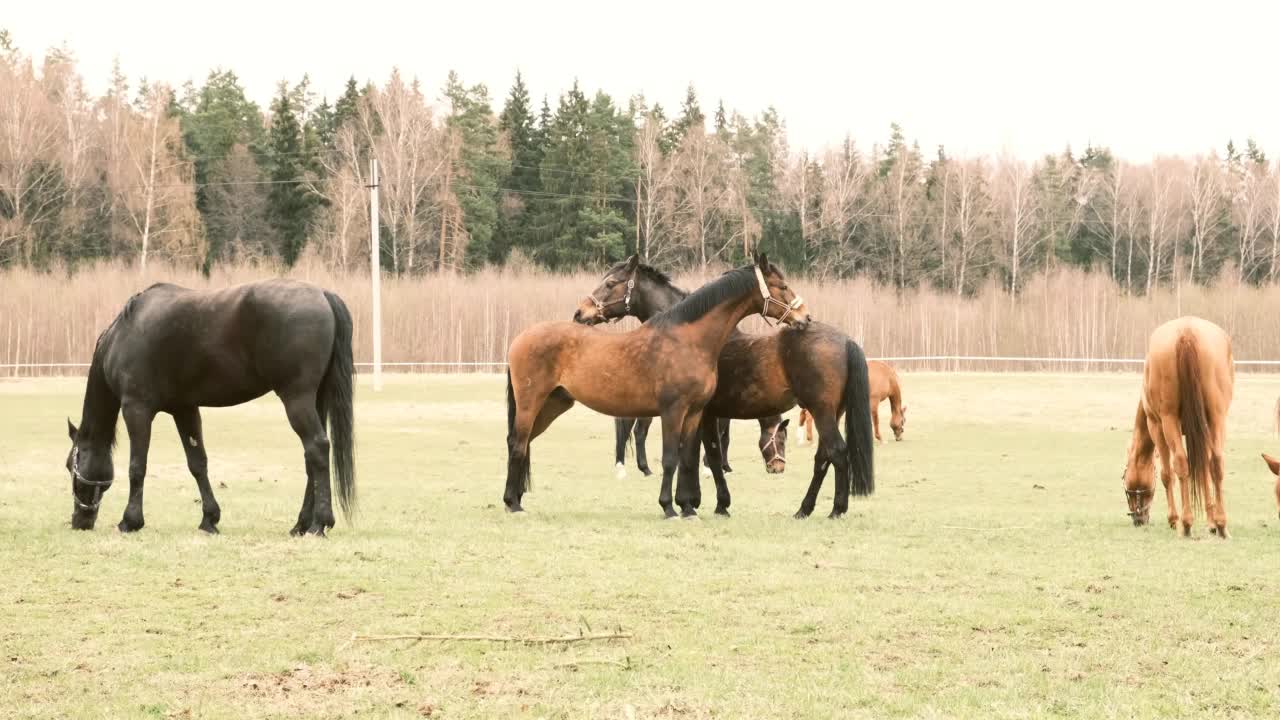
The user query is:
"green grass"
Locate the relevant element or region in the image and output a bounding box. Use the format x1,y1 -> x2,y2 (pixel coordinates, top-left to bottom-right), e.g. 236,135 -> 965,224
2,372 -> 1280,719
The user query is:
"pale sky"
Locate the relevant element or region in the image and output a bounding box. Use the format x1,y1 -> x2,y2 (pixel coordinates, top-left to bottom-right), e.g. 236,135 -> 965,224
7,0 -> 1277,161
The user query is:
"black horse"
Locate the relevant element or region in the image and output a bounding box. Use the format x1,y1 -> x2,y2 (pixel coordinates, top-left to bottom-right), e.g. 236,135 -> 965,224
613,416 -> 786,478
575,257 -> 874,518
64,279 -> 355,536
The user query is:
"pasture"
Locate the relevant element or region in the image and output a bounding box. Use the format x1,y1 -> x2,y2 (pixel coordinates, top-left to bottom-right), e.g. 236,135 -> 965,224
2,372 -> 1280,719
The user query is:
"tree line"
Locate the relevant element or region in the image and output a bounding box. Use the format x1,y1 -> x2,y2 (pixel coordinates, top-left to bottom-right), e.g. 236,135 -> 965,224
3,30 -> 1280,295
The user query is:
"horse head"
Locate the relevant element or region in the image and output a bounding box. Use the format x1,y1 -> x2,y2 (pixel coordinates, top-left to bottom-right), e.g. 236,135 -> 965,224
759,418 -> 789,475
65,419 -> 114,530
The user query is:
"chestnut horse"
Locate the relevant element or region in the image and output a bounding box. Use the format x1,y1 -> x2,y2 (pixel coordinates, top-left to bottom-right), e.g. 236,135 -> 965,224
505,253 -> 809,518
1263,454 -> 1280,519
574,257 -> 875,519
796,408 -> 815,445
869,360 -> 907,442
1122,316 -> 1233,537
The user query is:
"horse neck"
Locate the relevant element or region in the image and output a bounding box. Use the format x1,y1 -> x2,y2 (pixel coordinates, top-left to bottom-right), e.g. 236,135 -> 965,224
634,281 -> 687,322
681,293 -> 759,355
1126,402 -> 1154,471
78,349 -> 121,448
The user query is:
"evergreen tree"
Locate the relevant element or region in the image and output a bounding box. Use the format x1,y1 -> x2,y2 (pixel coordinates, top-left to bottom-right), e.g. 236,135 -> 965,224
445,71 -> 505,268
495,72 -> 542,257
265,81 -> 312,265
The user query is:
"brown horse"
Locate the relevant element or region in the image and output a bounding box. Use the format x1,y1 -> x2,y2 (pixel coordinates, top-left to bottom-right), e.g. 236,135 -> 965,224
796,408 -> 815,445
1122,316 -> 1234,536
573,258 -> 875,519
869,360 -> 907,442
506,253 -> 809,518
1263,454 -> 1280,519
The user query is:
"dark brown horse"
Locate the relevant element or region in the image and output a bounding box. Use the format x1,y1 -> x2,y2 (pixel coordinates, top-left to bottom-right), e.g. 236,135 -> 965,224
506,253 -> 809,518
574,257 -> 874,518
614,415 -> 788,478
64,280 -> 355,535
1122,316 -> 1233,537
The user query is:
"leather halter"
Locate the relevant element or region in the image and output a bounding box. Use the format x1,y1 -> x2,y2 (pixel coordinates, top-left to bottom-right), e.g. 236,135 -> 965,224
761,423 -> 786,465
755,266 -> 804,326
71,446 -> 111,512
1122,469 -> 1153,519
588,276 -> 635,321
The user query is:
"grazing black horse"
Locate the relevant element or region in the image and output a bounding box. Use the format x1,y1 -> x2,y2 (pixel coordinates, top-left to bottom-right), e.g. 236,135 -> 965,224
575,257 -> 874,518
64,279 -> 355,536
614,416 -> 786,478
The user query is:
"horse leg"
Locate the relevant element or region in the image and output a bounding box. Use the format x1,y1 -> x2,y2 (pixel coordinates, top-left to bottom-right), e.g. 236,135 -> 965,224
1159,416 -> 1193,536
615,418 -> 634,479
1149,417 -> 1177,530
172,407 -> 221,534
657,404 -> 687,519
814,413 -> 850,518
282,391 -> 334,536
700,416 -> 732,516
505,388 -> 568,512
871,402 -> 883,444
676,410 -> 705,518
634,417 -> 653,476
795,452 -> 831,519
117,403 -> 156,533
1209,419 -> 1228,538
718,417 -> 733,473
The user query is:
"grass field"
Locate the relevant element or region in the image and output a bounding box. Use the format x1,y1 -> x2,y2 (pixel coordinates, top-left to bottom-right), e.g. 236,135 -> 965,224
2,372 -> 1280,719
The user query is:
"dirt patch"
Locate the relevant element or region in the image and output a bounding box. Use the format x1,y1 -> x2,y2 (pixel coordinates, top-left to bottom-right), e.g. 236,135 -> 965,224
238,662 -> 411,715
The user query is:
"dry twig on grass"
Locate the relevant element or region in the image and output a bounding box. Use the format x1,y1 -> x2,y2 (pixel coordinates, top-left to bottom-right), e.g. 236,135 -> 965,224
351,631 -> 632,645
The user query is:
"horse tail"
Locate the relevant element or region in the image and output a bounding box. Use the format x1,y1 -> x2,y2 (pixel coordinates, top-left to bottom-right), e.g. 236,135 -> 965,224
322,291 -> 356,520
616,418 -> 633,464
844,339 -> 876,497
1176,331 -> 1210,519
506,368 -> 531,492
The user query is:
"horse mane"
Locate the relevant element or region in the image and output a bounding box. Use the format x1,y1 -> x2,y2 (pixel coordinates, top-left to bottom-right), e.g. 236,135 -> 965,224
636,263 -> 677,289
648,266 -> 757,328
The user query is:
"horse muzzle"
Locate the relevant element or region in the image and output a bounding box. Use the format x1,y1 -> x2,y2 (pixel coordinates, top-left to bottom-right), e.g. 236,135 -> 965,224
70,507 -> 99,531
766,461 -> 786,475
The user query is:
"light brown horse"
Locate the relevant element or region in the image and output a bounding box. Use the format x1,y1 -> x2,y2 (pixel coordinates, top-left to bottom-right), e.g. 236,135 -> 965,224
869,360 -> 906,442
1262,454 -> 1280,519
505,253 -> 809,518
1122,316 -> 1234,536
796,408 -> 816,445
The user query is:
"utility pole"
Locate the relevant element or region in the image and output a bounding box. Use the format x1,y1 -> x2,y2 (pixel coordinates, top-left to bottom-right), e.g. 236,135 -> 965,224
369,158 -> 383,392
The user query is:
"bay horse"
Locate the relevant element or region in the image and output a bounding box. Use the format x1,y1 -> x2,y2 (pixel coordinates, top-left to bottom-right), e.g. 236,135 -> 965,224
573,257 -> 875,518
506,253 -> 809,518
64,279 -> 355,536
869,360 -> 907,442
1122,316 -> 1232,537
614,416 -> 788,478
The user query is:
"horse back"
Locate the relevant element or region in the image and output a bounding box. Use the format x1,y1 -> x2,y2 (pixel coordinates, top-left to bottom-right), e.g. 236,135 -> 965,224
1143,316 -> 1233,421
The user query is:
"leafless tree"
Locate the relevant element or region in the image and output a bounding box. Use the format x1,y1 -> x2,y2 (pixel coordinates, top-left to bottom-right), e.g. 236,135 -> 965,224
1186,154 -> 1225,283
993,153 -> 1040,300
305,124 -> 367,270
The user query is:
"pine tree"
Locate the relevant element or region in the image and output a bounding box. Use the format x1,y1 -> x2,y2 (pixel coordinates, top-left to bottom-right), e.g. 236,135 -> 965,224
445,71 -> 505,268
495,72 -> 542,257
265,81 -> 312,265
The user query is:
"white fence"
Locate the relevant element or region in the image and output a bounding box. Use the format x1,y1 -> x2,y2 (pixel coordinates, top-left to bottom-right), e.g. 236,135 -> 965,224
6,356 -> 1280,376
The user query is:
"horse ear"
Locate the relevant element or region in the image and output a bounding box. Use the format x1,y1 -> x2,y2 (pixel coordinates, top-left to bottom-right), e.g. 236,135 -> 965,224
625,254 -> 640,272
1263,453 -> 1280,476
779,418 -> 790,429
67,418 -> 78,442
755,251 -> 769,270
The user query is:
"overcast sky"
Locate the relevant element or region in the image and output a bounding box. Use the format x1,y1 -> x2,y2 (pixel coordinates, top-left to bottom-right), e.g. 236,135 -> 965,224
7,0 -> 1277,161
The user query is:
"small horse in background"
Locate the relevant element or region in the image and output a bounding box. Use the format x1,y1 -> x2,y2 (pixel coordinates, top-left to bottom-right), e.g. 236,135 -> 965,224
64,280 -> 356,535
1122,316 -> 1233,537
615,416 -> 786,478
796,408 -> 815,445
869,360 -> 907,442
507,253 -> 809,518
1263,454 -> 1280,519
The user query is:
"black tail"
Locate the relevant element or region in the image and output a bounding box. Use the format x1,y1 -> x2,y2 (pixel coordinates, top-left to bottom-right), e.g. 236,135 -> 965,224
616,418 -> 633,465
321,291 -> 356,520
506,369 -> 530,492
844,340 -> 875,496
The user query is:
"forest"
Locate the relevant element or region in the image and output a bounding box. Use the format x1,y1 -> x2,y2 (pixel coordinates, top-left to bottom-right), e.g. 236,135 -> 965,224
3,29 -> 1280,297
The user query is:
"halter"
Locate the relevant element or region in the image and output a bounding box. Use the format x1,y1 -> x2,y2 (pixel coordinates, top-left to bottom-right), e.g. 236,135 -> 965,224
755,266 -> 804,327
1122,471 -> 1153,519
70,446 -> 111,512
761,424 -> 786,465
587,276 -> 636,321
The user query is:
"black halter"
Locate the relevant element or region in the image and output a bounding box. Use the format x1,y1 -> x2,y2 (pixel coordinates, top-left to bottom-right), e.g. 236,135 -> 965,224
71,447 -> 111,512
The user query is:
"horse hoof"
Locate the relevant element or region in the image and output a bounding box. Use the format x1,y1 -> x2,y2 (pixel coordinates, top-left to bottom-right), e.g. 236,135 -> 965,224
793,509 -> 812,520
305,525 -> 327,537
289,524 -> 307,536
680,508 -> 698,519
117,518 -> 144,533
505,504 -> 524,514
661,506 -> 678,519
199,522 -> 220,535
722,464 -> 733,473
640,468 -> 653,477
828,510 -> 847,520
715,507 -> 731,517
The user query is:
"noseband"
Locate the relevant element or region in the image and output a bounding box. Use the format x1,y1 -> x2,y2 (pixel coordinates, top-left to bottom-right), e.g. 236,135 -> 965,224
71,447 -> 111,512
762,425 -> 786,465
1123,481 -> 1153,519
587,276 -> 635,321
755,266 -> 804,326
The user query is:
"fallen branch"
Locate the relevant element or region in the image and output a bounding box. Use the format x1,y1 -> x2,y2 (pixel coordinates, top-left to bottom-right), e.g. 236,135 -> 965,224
553,657 -> 632,670
351,631 -> 632,645
942,525 -> 1032,532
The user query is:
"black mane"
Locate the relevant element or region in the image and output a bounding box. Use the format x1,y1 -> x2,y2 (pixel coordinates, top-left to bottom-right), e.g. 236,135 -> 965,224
649,266 -> 758,328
